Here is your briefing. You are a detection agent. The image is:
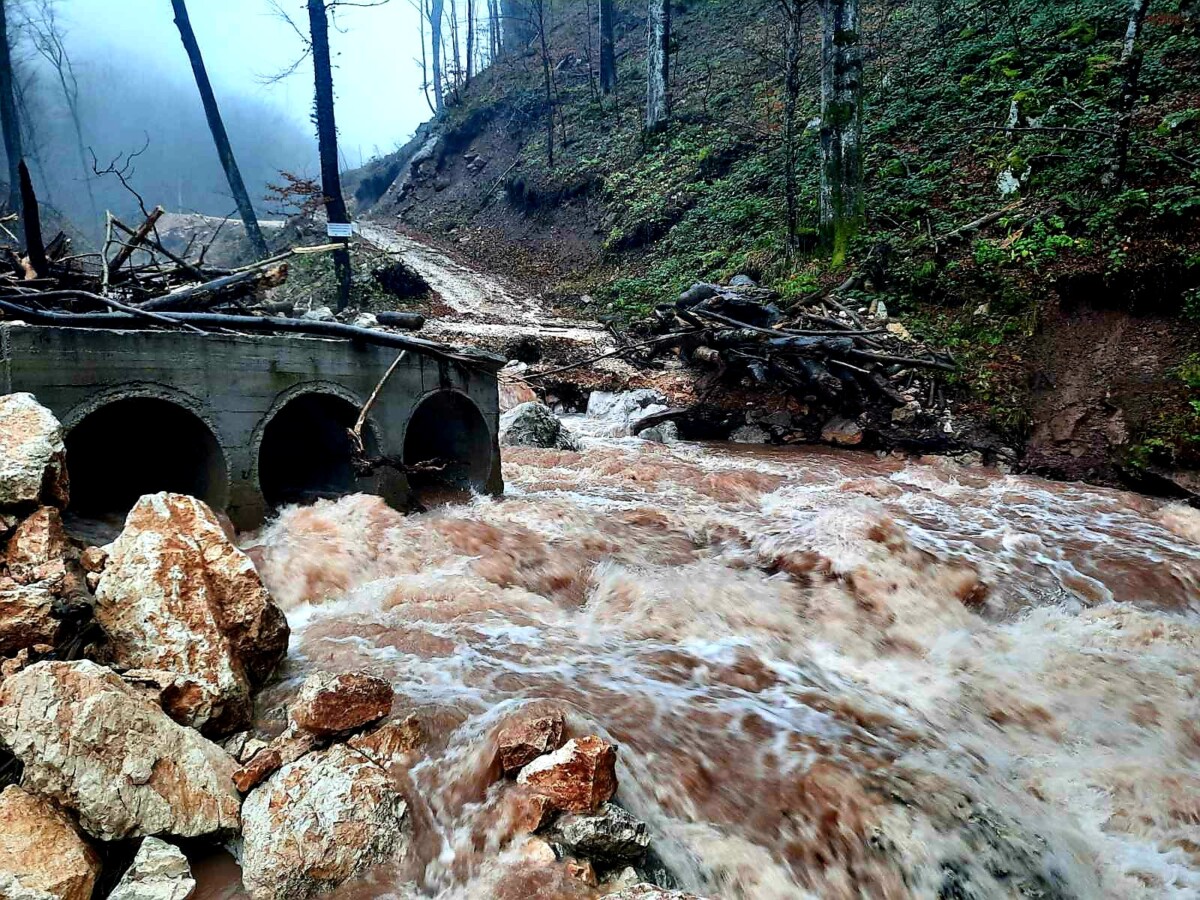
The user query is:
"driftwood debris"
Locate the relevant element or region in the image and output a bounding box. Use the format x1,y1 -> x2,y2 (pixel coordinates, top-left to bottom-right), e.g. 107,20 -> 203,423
0,178 -> 446,356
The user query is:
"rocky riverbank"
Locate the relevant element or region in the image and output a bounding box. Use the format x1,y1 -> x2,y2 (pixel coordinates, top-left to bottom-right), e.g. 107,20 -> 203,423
0,392 -> 703,900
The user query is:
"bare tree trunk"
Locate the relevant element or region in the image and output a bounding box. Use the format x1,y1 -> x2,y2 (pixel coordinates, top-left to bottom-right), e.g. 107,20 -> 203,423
450,0 -> 462,93
466,0 -> 476,81
817,0 -> 863,267
489,0 -> 500,60
172,0 -> 269,259
645,0 -> 669,132
783,0 -> 803,256
535,0 -> 554,166
418,0 -> 436,114
307,0 -> 352,311
431,0 -> 446,110
0,0 -> 24,215
599,0 -> 616,94
1112,0 -> 1151,187
502,0 -> 534,51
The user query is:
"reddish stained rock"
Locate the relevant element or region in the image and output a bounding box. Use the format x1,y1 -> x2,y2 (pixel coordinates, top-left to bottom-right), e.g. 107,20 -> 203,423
0,577 -> 60,656
95,493 -> 289,736
347,714 -> 423,769
565,859 -> 598,887
0,660 -> 241,841
496,710 -> 567,776
516,735 -> 618,813
78,546 -> 108,575
5,508 -> 69,584
120,668 -> 223,730
0,393 -> 69,510
0,785 -> 101,900
289,671 -> 394,738
499,784 -> 557,835
233,747 -> 284,794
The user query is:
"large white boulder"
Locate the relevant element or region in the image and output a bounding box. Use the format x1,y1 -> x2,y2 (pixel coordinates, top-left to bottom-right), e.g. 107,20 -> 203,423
0,393 -> 68,510
95,493 -> 289,735
0,660 -> 241,841
240,743 -> 410,900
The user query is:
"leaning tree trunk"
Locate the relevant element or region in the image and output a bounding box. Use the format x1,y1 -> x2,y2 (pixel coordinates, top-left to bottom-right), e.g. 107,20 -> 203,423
599,0 -> 616,94
817,0 -> 863,267
307,0 -> 352,311
0,0 -> 24,215
172,0 -> 269,259
1112,0 -> 1151,187
431,0 -> 446,111
783,0 -> 802,256
645,0 -> 669,131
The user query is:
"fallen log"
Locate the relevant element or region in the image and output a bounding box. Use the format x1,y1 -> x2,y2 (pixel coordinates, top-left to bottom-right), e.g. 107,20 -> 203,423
139,264 -> 289,311
0,305 -> 503,370
376,310 -> 426,330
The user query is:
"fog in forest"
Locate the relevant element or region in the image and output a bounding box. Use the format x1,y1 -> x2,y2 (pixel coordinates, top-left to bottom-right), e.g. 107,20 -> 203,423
9,0 -> 428,240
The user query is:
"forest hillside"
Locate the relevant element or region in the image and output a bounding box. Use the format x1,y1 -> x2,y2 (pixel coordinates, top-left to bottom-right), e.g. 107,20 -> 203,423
351,0 -> 1200,491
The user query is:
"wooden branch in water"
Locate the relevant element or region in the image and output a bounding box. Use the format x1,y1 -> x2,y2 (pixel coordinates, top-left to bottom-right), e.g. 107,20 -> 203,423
351,350 -> 407,456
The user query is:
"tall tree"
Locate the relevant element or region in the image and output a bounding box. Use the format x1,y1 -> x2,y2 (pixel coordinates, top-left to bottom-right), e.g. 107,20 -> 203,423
780,0 -> 808,255
816,0 -> 862,266
23,0 -> 96,227
532,0 -> 554,165
488,0 -> 500,60
501,0 -> 535,51
1112,0 -> 1151,187
645,0 -> 669,131
307,0 -> 352,311
466,0 -> 476,82
0,0 -> 24,214
172,0 -> 269,259
598,0 -> 616,94
431,0 -> 446,111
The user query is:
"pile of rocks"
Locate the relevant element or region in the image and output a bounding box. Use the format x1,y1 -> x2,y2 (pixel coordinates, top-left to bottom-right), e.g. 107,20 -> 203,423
491,710 -> 706,897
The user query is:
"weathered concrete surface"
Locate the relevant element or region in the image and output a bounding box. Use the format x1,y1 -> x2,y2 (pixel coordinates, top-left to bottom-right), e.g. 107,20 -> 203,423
1,325 -> 502,528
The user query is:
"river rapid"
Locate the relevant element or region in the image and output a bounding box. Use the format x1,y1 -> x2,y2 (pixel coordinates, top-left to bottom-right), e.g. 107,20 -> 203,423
214,411 -> 1200,900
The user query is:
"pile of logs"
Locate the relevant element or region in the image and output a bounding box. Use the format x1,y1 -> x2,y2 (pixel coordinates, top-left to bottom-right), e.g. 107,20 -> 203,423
664,281 -> 955,404
0,163 -> 496,369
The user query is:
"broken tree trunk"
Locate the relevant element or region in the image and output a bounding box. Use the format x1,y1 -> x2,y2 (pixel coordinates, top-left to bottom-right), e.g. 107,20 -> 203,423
18,161 -> 47,279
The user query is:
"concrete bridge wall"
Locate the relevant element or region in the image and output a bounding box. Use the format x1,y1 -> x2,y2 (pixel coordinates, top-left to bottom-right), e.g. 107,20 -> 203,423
1,324 -> 502,529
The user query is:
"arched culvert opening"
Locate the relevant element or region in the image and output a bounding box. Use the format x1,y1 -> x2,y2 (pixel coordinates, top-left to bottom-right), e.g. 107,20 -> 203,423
66,397 -> 228,518
259,393 -> 375,509
404,391 -> 492,499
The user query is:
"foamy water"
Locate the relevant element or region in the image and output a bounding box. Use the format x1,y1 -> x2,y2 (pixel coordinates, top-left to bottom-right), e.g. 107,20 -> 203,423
231,425 -> 1200,899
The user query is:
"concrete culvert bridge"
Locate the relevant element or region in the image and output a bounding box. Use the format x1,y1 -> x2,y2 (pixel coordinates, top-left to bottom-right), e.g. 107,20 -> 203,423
3,326 -> 503,528
405,391 -> 493,496
258,393 -> 377,509
66,396 -> 229,517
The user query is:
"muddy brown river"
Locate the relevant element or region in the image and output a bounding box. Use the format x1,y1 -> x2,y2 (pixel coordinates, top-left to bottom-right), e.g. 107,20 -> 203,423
194,409 -> 1200,899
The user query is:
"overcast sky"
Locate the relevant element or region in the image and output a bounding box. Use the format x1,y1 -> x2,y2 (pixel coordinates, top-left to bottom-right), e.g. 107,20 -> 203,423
61,0 -> 430,166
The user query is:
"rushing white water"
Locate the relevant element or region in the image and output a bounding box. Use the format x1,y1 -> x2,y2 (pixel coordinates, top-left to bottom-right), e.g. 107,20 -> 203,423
227,418 -> 1200,899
